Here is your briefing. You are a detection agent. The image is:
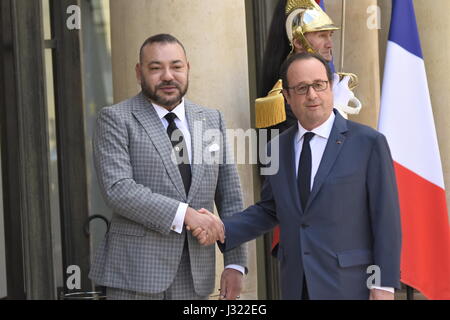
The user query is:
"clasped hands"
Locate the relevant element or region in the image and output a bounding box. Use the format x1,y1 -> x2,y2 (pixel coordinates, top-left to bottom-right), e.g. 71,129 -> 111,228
185,207 -> 223,246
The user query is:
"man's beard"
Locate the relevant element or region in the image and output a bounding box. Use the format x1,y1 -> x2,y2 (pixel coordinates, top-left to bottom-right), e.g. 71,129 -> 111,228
141,80 -> 188,109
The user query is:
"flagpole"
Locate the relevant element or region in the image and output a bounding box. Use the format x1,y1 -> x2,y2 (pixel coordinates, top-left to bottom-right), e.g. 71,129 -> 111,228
406,285 -> 414,300
339,0 -> 346,72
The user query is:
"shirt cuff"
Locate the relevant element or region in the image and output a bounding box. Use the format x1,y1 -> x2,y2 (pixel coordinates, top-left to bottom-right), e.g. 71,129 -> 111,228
370,285 -> 395,294
171,202 -> 188,234
225,264 -> 245,275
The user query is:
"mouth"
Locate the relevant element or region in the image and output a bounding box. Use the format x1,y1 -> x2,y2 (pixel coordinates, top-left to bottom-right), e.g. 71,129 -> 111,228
158,85 -> 179,94
322,50 -> 333,60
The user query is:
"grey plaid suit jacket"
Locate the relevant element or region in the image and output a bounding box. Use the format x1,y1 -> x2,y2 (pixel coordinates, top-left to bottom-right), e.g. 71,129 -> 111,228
89,92 -> 247,296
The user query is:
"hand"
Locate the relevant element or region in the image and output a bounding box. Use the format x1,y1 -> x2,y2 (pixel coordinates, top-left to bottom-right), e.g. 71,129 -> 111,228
190,208 -> 223,246
332,73 -> 362,118
218,268 -> 243,300
192,227 -> 210,246
369,288 -> 395,300
185,207 -> 224,244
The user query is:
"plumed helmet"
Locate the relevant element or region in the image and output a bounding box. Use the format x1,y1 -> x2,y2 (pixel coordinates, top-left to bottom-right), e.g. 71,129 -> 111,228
285,0 -> 339,54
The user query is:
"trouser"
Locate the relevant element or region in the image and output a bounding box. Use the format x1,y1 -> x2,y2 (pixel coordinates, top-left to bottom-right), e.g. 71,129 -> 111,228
107,240 -> 207,300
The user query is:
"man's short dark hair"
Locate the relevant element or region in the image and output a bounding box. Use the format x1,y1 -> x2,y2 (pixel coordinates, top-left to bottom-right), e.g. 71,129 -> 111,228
280,52 -> 333,90
139,34 -> 186,62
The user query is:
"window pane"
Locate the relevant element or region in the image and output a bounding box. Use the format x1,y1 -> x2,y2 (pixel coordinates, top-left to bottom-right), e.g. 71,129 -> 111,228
81,0 -> 113,256
0,135 -> 7,298
42,0 -> 64,294
42,0 -> 51,40
44,47 -> 64,294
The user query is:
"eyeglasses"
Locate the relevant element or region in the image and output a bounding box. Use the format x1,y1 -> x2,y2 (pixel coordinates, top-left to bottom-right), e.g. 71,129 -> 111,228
286,80 -> 329,95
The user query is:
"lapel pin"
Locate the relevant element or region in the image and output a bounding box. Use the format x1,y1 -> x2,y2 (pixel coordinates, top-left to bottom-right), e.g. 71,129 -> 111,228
336,140 -> 342,144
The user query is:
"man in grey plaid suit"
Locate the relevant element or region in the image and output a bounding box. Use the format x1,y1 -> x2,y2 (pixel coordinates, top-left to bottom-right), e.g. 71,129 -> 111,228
89,34 -> 247,300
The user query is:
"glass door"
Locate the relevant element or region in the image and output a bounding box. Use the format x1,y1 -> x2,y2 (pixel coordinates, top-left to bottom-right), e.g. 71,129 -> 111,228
0,137 -> 6,299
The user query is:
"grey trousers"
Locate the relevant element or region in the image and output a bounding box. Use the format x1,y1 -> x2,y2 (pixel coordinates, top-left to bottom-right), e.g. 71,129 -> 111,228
106,241 -> 208,300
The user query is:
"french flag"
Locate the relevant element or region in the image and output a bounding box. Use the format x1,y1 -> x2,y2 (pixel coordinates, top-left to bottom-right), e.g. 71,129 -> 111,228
316,0 -> 325,10
378,0 -> 450,299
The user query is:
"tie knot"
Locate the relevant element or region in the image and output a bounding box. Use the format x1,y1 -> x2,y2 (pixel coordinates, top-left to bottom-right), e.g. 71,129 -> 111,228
303,132 -> 315,143
165,112 -> 177,124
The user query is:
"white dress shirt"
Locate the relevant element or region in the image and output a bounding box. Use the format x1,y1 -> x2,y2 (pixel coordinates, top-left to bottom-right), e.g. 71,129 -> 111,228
294,112 -> 393,294
153,100 -> 191,234
153,100 -> 244,275
294,112 -> 335,187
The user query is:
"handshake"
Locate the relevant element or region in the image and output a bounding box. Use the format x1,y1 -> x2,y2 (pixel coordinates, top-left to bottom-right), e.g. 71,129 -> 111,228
184,207 -> 224,246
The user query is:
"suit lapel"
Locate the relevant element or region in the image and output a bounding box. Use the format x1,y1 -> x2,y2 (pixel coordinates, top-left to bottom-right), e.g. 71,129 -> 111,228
131,93 -> 186,199
184,100 -> 204,203
306,111 -> 348,209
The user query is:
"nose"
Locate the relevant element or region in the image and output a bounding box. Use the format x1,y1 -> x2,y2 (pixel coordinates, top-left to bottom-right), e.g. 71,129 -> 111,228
325,36 -> 333,48
161,67 -> 174,81
306,85 -> 318,99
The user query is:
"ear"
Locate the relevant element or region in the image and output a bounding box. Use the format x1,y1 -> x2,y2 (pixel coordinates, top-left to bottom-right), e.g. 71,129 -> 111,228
292,38 -> 305,53
282,89 -> 291,104
135,63 -> 142,84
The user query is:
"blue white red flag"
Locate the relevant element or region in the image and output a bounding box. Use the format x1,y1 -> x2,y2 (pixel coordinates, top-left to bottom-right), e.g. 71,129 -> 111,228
378,0 -> 450,300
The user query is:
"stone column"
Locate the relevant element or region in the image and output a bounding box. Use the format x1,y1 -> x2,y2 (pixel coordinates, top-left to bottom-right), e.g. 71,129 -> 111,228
109,0 -> 258,299
325,0 -> 381,129
413,0 -> 450,214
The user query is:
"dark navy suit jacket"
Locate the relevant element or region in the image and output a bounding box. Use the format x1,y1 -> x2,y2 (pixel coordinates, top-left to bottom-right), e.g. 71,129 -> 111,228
221,110 -> 402,300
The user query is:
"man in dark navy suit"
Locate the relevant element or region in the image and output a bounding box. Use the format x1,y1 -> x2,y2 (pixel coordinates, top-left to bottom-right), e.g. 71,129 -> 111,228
195,52 -> 402,300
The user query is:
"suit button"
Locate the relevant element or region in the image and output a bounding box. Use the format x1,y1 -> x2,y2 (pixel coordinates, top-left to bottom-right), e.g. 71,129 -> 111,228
304,252 -> 310,255
301,224 -> 310,228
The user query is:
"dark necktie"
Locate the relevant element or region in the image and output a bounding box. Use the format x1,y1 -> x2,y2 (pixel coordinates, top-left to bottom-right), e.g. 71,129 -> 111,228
298,132 -> 315,211
165,112 -> 191,195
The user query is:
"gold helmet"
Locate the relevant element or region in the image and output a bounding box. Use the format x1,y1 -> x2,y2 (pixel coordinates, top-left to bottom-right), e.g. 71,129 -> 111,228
285,0 -> 358,90
285,0 -> 339,54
